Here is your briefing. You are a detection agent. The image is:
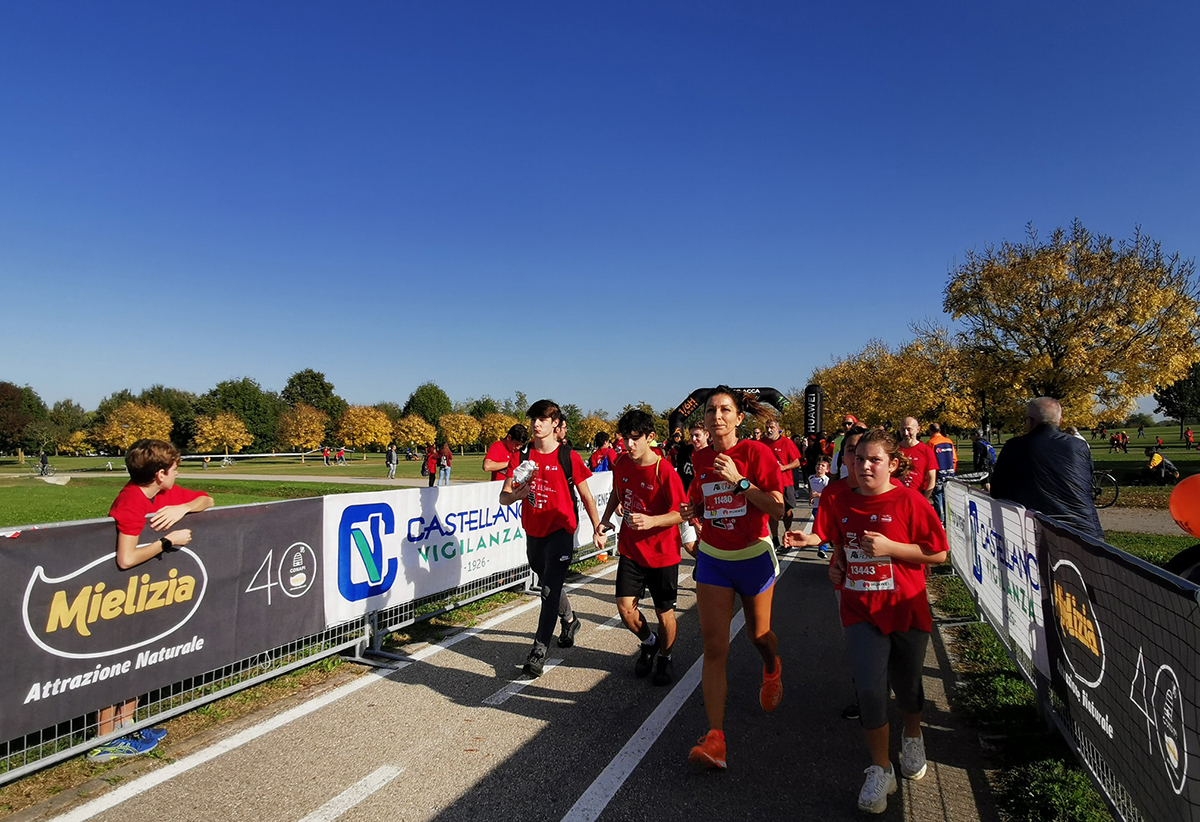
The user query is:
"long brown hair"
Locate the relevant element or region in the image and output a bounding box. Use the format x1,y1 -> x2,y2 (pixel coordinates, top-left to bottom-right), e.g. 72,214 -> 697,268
856,426 -> 913,478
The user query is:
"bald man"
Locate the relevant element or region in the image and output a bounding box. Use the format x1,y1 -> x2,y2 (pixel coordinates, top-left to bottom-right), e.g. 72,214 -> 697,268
990,397 -> 1103,541
898,417 -> 937,502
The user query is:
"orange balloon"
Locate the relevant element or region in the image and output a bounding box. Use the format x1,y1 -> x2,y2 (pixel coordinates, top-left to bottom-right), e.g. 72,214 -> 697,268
1170,475 -> 1200,538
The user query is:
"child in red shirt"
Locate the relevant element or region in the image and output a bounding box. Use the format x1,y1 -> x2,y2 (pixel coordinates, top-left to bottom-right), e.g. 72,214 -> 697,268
88,438 -> 213,763
824,428 -> 948,814
597,410 -> 686,686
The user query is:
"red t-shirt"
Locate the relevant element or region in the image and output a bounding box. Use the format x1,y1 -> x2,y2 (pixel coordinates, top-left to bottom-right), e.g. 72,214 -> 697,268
763,435 -> 802,487
109,483 -> 210,537
613,454 -> 685,568
899,441 -> 937,491
508,446 -> 593,538
589,446 -> 618,471
485,440 -> 514,481
824,485 -> 948,634
688,440 -> 782,552
426,451 -> 438,473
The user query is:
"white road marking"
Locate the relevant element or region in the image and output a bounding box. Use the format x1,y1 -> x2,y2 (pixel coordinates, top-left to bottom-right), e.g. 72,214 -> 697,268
297,765 -> 402,822
481,660 -> 563,705
596,614 -> 623,631
559,554 -> 796,822
50,561 -> 621,821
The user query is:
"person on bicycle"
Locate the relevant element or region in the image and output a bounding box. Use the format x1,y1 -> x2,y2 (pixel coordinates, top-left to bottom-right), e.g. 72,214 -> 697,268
38,451 -> 49,476
990,398 -> 1103,541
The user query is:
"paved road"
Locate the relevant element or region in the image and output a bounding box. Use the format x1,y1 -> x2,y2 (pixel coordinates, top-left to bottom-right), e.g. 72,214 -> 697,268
1099,506 -> 1189,537
26,549 -> 995,822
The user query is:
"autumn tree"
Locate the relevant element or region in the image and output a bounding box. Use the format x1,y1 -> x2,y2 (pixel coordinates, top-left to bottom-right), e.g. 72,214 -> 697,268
1154,362 -> 1200,437
467,396 -> 500,419
479,413 -> 521,446
439,413 -> 482,454
373,402 -> 404,423
94,403 -> 174,452
192,412 -> 255,455
63,430 -> 92,456
278,404 -> 329,461
576,415 -> 611,449
139,385 -> 198,449
393,414 -> 436,448
282,369 -> 348,440
944,221 -> 1200,422
404,382 -> 453,427
337,406 -> 392,458
196,378 -> 286,451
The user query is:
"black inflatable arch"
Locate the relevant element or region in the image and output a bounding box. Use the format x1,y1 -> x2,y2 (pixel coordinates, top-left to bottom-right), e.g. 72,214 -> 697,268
666,387 -> 789,440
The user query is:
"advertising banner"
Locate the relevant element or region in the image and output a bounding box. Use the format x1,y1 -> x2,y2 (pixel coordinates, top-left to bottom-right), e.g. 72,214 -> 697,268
945,481 -> 1048,678
0,499 -> 325,742
322,474 -> 616,628
1041,516 -> 1200,822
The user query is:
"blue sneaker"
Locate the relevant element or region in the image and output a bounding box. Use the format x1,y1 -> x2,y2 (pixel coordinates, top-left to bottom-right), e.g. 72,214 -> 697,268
142,727 -> 168,742
86,731 -> 159,762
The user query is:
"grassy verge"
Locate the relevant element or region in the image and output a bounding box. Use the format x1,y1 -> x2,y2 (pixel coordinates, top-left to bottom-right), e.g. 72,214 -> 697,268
930,574 -> 1114,822
1104,529 -> 1195,568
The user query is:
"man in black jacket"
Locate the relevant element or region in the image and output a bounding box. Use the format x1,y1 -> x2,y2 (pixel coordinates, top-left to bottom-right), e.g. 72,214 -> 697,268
990,397 -> 1103,541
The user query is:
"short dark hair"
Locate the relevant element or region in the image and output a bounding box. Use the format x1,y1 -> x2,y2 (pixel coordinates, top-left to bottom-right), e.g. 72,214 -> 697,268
527,399 -> 561,422
125,439 -> 180,485
507,424 -> 529,445
593,432 -> 610,448
689,420 -> 705,432
618,409 -> 656,438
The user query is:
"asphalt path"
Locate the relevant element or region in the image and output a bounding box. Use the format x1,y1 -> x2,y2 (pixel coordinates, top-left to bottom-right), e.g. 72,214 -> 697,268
33,540 -> 996,822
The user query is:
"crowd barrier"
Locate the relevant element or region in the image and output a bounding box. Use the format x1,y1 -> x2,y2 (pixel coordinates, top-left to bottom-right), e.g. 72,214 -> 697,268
0,475 -> 616,784
946,481 -> 1200,822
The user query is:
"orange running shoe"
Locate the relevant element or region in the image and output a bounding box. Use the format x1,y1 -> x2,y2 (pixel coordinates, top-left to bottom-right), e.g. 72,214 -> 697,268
760,655 -> 783,711
688,729 -> 727,769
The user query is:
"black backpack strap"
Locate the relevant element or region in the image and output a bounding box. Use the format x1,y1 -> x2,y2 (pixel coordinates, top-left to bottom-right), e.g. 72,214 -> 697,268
558,444 -> 580,513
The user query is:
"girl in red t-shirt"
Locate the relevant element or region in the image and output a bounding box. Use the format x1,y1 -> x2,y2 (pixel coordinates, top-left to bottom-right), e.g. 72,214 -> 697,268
825,427 -> 948,814
679,386 -> 785,770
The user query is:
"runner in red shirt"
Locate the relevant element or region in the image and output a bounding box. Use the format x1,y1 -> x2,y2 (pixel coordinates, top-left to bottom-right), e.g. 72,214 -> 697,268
482,424 -> 528,482
588,432 -> 619,472
762,419 -> 802,552
597,410 -> 686,686
898,417 -> 937,501
824,428 -> 948,814
679,387 -> 785,770
500,399 -> 604,678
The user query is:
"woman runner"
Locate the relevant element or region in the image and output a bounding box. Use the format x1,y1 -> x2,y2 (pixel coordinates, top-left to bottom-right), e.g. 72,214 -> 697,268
680,386 -> 785,769
824,427 -> 948,814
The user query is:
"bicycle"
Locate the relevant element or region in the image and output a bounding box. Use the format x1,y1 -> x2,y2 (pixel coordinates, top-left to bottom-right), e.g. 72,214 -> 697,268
1091,469 -> 1119,509
30,463 -> 57,478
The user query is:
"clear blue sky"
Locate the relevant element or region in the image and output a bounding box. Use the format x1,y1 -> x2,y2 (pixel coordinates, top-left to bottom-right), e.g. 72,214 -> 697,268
3,1 -> 1196,417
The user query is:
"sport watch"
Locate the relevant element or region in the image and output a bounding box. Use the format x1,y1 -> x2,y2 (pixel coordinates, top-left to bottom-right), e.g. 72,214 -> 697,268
159,536 -> 178,553
735,478 -> 752,494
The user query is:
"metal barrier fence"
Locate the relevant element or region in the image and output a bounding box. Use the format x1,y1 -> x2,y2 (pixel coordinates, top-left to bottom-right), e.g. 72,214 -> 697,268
0,478 -> 613,786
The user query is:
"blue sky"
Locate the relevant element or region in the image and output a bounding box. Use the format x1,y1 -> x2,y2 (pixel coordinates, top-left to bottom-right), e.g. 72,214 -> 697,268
2,1 -> 1196,417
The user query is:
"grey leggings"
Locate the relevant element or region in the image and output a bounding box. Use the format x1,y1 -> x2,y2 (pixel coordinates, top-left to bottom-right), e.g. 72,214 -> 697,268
844,621 -> 929,729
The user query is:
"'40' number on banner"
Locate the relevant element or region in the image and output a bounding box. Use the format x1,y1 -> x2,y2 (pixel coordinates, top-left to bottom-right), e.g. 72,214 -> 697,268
245,543 -> 318,606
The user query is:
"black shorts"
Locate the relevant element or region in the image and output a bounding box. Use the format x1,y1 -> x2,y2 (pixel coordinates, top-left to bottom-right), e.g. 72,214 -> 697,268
615,556 -> 679,611
782,485 -> 798,511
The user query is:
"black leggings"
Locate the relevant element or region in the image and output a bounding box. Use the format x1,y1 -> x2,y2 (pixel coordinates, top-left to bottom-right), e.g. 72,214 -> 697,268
527,530 -> 575,646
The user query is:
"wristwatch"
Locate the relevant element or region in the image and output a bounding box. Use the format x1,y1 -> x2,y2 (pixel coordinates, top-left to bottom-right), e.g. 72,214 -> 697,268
159,536 -> 178,553
735,478 -> 752,494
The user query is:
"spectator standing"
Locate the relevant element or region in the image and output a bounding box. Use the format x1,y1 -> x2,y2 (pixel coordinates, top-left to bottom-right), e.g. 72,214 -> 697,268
438,443 -> 453,486
762,419 -> 802,552
990,397 -> 1104,541
589,432 -> 618,472
925,423 -> 957,521
483,424 -> 529,482
322,446 -> 330,466
386,444 -> 398,479
425,444 -> 437,487
897,418 -> 937,502
971,429 -> 996,477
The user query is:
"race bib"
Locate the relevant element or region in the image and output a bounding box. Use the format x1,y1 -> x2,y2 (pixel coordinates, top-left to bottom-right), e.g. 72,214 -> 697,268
701,480 -> 746,523
843,540 -> 895,592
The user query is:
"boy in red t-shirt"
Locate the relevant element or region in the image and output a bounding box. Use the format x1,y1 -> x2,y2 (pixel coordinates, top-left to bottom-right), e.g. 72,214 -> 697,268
87,438 -> 214,762
500,399 -> 605,677
597,410 -> 686,686
762,419 -> 802,552
589,432 -> 619,472
483,424 -> 528,482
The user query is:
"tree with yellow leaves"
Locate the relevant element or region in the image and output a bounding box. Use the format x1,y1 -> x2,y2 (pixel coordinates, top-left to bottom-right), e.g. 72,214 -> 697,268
94,402 -> 174,452
439,413 -> 482,454
63,430 -> 92,456
479,413 -> 521,446
192,412 -> 254,455
337,406 -> 392,459
394,414 -> 436,448
944,221 -> 1200,424
576,415 -> 612,449
278,403 -> 328,461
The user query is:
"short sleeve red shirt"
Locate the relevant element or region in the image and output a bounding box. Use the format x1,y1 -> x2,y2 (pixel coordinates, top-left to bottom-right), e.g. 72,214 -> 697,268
589,447 -> 618,470
688,440 -> 782,552
613,454 -> 685,568
508,446 -> 593,537
763,436 -> 802,487
485,440 -> 514,481
899,441 -> 937,491
108,483 -> 210,537
824,485 -> 948,634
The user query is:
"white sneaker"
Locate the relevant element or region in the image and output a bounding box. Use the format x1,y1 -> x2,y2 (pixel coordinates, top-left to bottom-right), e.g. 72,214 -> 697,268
900,732 -> 928,779
858,764 -> 897,814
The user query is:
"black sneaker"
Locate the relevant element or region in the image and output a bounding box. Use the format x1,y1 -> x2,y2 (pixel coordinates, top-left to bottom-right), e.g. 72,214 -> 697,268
523,643 -> 547,677
841,702 -> 860,720
634,641 -> 659,677
557,616 -> 582,648
652,655 -> 674,686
